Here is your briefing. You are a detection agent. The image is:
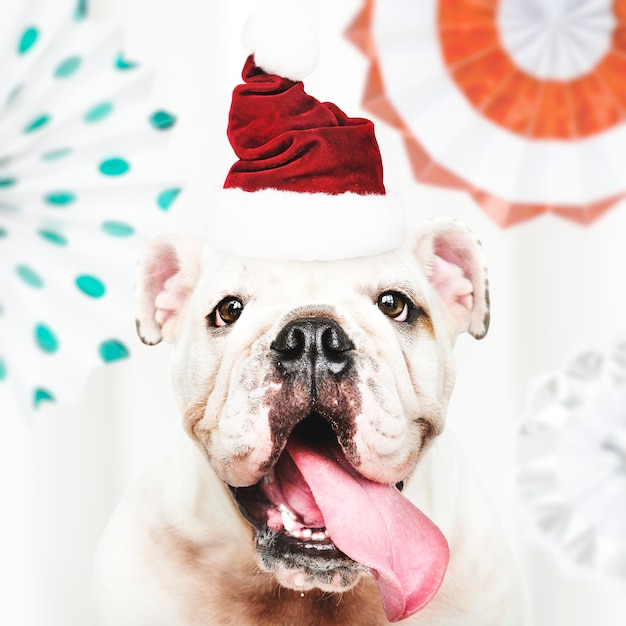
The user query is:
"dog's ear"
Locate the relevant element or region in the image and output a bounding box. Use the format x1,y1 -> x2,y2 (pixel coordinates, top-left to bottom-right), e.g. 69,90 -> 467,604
413,218 -> 490,340
135,233 -> 204,345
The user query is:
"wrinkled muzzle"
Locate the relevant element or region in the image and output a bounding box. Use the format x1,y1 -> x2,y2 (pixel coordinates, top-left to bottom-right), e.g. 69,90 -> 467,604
229,316 -> 450,623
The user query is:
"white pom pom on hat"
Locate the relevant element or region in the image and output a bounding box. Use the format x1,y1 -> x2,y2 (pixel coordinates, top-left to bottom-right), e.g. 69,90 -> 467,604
241,2 -> 320,81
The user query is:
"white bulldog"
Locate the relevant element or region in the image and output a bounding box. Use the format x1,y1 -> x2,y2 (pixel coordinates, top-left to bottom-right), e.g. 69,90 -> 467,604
94,218 -> 527,625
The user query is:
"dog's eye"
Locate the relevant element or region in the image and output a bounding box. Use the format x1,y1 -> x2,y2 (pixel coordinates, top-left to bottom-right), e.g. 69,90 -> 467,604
210,297 -> 244,327
377,291 -> 409,322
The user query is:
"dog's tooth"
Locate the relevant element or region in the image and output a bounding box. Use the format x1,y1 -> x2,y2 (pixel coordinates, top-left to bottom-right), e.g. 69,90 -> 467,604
311,531 -> 326,541
300,528 -> 312,539
279,504 -> 297,520
263,468 -> 275,485
280,506 -> 298,532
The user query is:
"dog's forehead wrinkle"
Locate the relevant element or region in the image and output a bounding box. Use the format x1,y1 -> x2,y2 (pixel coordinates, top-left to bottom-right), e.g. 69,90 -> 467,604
207,231 -> 409,301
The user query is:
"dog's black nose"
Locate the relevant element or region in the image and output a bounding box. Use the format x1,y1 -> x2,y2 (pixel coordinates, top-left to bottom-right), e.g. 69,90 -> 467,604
271,317 -> 354,380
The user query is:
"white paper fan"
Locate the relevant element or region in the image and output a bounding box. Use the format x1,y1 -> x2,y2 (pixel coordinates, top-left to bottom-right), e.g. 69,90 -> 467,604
0,0 -> 182,416
516,339 -> 626,584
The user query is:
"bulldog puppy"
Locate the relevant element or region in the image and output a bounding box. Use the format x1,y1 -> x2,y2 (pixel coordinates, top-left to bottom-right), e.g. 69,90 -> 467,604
94,218 -> 527,625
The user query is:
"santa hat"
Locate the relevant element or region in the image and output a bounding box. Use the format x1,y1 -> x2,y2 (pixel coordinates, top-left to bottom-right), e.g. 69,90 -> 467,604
207,4 -> 405,261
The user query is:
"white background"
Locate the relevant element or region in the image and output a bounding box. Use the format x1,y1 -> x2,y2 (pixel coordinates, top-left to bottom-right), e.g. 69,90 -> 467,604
2,1 -> 626,624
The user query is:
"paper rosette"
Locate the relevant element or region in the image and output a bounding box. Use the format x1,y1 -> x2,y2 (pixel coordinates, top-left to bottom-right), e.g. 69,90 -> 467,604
348,0 -> 626,226
516,340 -> 626,583
0,0 -> 181,415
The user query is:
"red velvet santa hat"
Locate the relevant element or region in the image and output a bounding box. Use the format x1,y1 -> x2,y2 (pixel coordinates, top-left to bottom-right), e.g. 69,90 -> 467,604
207,4 -> 405,261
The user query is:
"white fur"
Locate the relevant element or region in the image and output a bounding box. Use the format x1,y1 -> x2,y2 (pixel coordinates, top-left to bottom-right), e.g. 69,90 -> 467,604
95,219 -> 524,625
241,2 -> 319,81
207,187 -> 405,261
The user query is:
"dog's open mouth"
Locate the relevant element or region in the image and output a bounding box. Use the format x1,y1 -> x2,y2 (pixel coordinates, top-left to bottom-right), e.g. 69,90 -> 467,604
232,415 -> 358,563
230,414 -> 450,622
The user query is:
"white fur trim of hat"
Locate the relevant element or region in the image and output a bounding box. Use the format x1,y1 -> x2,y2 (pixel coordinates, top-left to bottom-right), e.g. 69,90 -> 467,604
206,188 -> 405,261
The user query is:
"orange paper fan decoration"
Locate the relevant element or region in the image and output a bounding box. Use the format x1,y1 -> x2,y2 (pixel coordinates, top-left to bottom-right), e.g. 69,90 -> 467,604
347,0 -> 626,226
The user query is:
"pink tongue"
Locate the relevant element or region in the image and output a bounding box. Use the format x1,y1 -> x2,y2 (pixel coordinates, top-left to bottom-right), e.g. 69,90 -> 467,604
284,440 -> 449,623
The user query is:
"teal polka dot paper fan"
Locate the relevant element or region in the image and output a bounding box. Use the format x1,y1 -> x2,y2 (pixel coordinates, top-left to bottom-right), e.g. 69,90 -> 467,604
0,0 -> 183,417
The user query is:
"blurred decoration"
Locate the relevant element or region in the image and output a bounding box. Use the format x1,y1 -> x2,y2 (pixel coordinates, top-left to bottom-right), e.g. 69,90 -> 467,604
516,339 -> 626,584
0,0 -> 181,416
347,0 -> 626,226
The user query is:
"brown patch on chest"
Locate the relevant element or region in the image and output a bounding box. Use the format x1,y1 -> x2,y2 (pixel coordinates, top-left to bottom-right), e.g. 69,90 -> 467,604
151,521 -> 389,626
215,574 -> 388,626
